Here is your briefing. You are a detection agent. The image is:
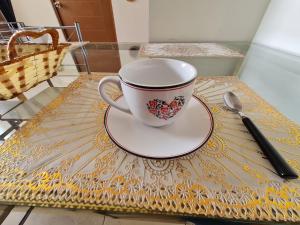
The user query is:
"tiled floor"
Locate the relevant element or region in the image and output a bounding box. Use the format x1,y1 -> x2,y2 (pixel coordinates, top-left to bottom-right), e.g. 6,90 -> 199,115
103,217 -> 185,225
1,206 -> 30,225
1,207 -> 187,225
0,122 -> 10,138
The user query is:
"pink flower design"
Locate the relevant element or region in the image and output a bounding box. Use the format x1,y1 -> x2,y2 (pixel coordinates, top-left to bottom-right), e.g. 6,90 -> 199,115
146,96 -> 185,120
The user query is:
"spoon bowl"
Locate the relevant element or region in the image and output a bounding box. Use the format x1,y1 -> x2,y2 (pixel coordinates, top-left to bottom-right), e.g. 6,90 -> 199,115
223,91 -> 243,112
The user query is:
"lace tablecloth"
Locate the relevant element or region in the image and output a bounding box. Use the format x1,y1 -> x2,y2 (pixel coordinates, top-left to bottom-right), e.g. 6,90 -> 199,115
139,43 -> 244,58
0,74 -> 299,222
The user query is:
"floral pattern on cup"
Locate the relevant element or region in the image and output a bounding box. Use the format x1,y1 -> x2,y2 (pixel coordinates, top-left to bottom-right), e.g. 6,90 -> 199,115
147,96 -> 185,120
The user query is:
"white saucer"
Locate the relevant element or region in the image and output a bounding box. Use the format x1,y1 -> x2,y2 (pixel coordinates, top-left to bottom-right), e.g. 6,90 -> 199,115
104,95 -> 214,159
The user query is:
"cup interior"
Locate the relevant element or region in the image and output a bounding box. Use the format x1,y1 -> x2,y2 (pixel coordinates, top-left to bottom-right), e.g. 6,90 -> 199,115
119,58 -> 197,88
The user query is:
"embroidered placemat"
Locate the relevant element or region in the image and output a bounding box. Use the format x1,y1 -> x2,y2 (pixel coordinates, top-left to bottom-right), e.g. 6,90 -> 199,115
139,43 -> 244,58
0,74 -> 299,222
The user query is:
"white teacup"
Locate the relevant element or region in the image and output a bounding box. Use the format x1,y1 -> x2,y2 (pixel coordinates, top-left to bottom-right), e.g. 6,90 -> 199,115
98,58 -> 197,127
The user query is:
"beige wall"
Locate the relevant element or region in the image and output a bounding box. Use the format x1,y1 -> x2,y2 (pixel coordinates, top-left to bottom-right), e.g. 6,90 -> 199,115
111,0 -> 149,42
11,0 -> 58,26
11,0 -> 66,42
150,0 -> 270,42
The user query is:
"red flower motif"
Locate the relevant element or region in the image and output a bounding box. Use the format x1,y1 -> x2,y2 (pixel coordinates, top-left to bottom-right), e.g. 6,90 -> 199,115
161,106 -> 169,114
146,96 -> 185,120
148,100 -> 157,109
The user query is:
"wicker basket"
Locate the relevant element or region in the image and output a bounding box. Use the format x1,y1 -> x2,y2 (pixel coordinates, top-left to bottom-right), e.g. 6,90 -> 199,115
0,29 -> 70,100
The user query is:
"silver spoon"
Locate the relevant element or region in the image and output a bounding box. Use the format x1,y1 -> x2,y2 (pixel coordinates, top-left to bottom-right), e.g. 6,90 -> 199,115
224,91 -> 298,179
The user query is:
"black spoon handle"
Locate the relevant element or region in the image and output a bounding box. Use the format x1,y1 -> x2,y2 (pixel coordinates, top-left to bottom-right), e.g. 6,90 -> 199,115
242,116 -> 298,179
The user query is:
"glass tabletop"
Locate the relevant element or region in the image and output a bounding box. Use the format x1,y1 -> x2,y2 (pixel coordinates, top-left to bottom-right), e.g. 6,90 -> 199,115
3,41 -> 299,125
60,41 -> 300,125
61,42 -> 250,76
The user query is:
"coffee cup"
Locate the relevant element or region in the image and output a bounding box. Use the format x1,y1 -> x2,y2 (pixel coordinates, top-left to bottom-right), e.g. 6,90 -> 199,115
98,58 -> 197,127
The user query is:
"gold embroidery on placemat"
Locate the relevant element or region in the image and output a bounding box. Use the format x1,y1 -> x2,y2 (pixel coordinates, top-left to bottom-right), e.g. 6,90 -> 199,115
0,74 -> 300,222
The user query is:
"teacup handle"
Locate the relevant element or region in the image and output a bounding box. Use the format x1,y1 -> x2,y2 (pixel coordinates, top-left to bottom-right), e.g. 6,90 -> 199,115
98,76 -> 131,114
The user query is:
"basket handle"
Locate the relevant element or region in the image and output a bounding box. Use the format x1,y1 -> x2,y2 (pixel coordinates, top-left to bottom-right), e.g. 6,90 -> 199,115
7,29 -> 59,61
